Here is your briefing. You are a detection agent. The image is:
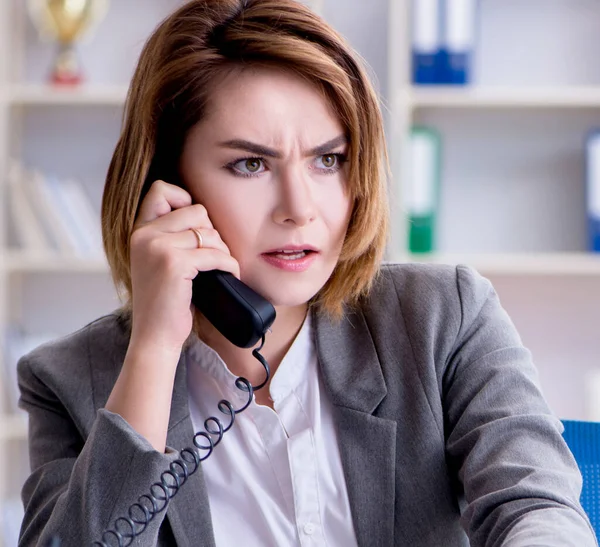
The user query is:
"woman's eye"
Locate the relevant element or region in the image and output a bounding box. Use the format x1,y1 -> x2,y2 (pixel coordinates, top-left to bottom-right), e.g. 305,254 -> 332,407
315,153 -> 345,171
321,154 -> 337,168
233,158 -> 265,175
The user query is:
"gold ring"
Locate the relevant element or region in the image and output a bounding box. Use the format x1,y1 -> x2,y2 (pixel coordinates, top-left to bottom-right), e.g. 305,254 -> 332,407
191,228 -> 203,249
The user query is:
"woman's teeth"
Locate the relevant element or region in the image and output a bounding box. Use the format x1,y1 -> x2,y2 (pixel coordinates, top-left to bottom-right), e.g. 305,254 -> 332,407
272,251 -> 306,260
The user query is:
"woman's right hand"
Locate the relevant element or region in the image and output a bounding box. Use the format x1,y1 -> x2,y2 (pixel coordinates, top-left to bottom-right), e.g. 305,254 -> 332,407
128,179 -> 240,358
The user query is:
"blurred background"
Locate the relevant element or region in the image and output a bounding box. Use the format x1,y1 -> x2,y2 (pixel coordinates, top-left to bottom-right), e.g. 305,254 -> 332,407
1,0 -> 600,544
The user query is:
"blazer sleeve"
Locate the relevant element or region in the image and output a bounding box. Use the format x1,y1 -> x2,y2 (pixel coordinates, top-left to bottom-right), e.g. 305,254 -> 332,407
443,265 -> 598,547
17,349 -> 178,547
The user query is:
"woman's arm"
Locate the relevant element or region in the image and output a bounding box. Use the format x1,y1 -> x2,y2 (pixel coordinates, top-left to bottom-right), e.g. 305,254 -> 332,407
105,179 -> 240,452
105,343 -> 180,453
443,265 -> 598,547
17,347 -> 178,547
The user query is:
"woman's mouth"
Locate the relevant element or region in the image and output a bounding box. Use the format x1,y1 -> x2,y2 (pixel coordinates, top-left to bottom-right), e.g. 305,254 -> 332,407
261,250 -> 318,272
268,250 -> 310,260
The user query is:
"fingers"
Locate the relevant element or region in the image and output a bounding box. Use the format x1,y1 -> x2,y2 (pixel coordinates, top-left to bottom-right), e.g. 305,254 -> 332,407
131,179 -> 238,278
190,248 -> 241,280
136,180 -> 193,226
135,180 -> 215,234
150,203 -> 213,233
164,227 -> 231,255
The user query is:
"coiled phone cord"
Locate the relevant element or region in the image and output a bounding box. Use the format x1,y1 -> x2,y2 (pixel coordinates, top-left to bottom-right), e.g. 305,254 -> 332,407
92,334 -> 270,547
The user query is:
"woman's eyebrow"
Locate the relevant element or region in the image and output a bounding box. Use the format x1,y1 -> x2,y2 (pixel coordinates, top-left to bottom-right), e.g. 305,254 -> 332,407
217,134 -> 348,159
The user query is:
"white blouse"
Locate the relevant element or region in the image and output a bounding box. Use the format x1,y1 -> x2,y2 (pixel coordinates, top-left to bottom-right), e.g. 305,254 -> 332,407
187,313 -> 358,547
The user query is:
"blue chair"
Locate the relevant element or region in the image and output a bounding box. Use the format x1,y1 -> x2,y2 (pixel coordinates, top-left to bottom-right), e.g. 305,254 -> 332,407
562,419 -> 600,540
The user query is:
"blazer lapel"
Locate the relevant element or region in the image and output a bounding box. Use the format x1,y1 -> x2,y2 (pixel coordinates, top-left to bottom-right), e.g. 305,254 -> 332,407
313,306 -> 397,547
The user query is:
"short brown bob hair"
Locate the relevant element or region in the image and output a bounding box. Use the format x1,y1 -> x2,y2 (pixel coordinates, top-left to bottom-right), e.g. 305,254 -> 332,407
102,0 -> 390,321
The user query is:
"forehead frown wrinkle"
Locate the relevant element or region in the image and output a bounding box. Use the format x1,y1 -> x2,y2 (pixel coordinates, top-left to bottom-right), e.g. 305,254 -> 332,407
196,66 -> 344,157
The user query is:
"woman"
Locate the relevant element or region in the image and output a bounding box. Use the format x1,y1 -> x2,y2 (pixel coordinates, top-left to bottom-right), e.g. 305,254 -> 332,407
17,1 -> 597,546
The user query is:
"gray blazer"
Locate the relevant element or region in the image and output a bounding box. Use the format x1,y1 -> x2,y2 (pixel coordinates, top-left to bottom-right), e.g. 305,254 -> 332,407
17,263 -> 598,546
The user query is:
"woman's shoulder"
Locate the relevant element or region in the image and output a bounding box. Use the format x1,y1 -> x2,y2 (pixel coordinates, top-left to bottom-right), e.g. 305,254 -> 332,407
345,262 -> 516,395
378,260 -> 490,285
369,261 -> 494,312
357,262 -> 498,349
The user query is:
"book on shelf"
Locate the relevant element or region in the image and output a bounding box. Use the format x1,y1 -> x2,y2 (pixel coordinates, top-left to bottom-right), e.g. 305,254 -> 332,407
440,0 -> 478,85
406,126 -> 442,253
44,175 -> 104,257
586,131 -> 600,253
411,0 -> 478,86
6,162 -> 50,253
411,0 -> 442,85
8,161 -> 104,258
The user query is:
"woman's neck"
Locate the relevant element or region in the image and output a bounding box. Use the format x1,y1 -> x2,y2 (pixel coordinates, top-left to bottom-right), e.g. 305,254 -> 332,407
194,303 -> 309,401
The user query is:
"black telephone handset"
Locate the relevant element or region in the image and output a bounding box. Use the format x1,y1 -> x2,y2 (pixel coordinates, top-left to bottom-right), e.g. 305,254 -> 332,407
84,272 -> 276,546
192,270 -> 276,348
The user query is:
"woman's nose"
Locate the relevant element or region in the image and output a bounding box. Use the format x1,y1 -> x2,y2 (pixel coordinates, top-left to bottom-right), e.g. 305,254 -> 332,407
271,167 -> 317,226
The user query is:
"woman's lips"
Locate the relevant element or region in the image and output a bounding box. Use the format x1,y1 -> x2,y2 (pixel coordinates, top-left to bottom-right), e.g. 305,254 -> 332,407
260,250 -> 319,272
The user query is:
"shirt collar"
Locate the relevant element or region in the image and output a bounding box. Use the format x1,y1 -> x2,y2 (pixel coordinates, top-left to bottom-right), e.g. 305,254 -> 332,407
270,312 -> 313,404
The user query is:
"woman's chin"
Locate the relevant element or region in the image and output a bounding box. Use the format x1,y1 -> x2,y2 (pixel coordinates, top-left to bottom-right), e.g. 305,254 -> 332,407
241,268 -> 329,309
252,284 -> 318,310
265,292 -> 314,310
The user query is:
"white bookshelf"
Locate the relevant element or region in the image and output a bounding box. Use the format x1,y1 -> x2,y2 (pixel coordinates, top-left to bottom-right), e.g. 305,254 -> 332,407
5,251 -> 109,273
0,2 -> 181,545
0,0 -> 599,544
4,84 -> 128,105
387,0 -> 600,435
409,85 -> 600,109
393,252 -> 600,276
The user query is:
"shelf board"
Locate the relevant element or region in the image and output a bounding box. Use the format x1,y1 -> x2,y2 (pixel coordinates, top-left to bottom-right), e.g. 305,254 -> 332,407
5,84 -> 128,105
11,84 -> 600,108
5,251 -> 110,273
0,414 -> 27,441
409,85 -> 600,109
5,251 -> 600,275
390,252 -> 600,275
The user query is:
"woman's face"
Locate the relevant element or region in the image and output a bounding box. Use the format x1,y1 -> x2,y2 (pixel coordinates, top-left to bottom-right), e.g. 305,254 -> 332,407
180,66 -> 352,309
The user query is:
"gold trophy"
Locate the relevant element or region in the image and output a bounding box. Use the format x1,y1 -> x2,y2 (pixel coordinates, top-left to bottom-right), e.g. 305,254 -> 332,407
27,0 -> 109,86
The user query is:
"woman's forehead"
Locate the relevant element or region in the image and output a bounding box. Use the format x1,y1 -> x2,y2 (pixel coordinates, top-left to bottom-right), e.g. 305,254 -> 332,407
189,67 -> 345,149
